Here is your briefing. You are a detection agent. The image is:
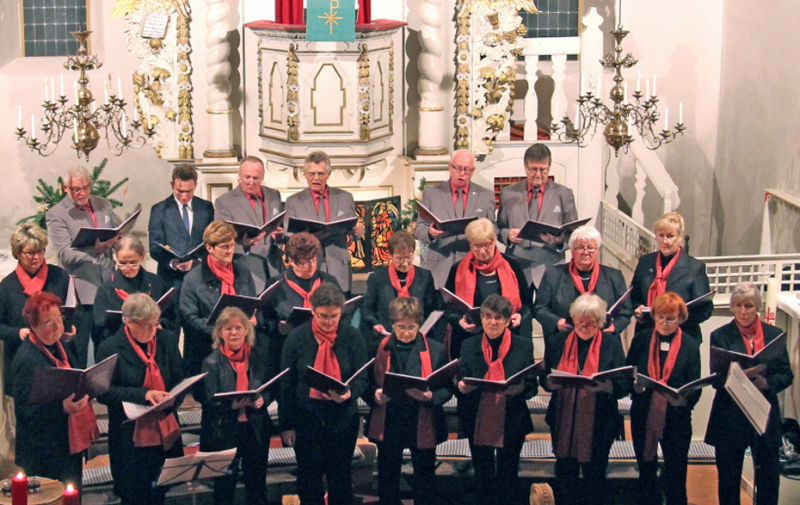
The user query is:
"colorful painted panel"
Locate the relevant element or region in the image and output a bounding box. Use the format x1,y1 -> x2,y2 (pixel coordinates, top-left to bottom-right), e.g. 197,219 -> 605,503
349,196 -> 401,273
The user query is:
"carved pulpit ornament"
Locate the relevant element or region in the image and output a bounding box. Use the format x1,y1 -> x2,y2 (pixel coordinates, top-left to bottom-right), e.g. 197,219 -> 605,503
455,0 -> 537,155
110,0 -> 194,159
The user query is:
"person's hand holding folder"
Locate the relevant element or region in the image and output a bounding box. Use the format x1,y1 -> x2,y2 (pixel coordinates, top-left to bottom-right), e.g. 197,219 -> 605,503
584,379 -> 613,394
95,234 -> 120,255
62,392 -> 89,414
503,381 -> 525,397
231,396 -> 263,410
458,380 -> 476,395
146,390 -> 171,405
375,388 -> 390,405
428,223 -> 445,239
243,231 -> 267,248
744,363 -> 768,390
405,388 -> 433,403
328,389 -> 351,404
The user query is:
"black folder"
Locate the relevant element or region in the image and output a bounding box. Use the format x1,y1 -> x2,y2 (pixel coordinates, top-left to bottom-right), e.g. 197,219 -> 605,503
547,365 -> 635,388
205,282 -> 282,326
710,332 -> 787,374
635,373 -> 718,399
228,211 -> 286,241
71,208 -> 142,248
29,354 -> 119,404
61,275 -> 80,329
641,290 -> 716,316
122,373 -> 207,422
440,288 -> 481,325
212,368 -> 290,403
462,360 -> 544,393
287,216 -> 359,237
151,242 -> 206,263
416,202 -> 477,235
107,287 -> 177,316
304,358 -> 376,396
517,217 -> 591,242
382,359 -> 460,400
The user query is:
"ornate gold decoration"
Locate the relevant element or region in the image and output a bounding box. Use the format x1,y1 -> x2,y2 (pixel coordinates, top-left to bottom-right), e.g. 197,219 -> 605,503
175,9 -> 193,159
455,14 -> 471,150
110,0 -> 189,20
456,0 -> 537,18
357,43 -> 371,141
286,43 -> 299,141
257,38 -> 264,130
389,41 -> 395,134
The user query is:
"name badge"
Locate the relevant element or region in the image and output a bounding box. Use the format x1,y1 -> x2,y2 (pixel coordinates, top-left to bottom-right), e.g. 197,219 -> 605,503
660,342 -> 670,352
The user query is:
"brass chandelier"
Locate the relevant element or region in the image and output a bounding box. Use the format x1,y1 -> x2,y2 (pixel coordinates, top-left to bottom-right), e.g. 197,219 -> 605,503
549,26 -> 685,156
15,30 -> 153,160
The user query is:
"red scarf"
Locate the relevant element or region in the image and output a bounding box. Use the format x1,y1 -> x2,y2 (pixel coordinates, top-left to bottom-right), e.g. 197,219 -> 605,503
312,187 -> 330,222
388,263 -> 415,298
285,273 -> 321,309
29,331 -> 98,454
736,319 -> 765,356
207,256 -> 235,295
454,250 -> 522,312
568,260 -> 600,294
553,329 -> 603,463
643,328 -> 682,461
309,318 -> 342,400
474,329 -> 512,447
112,272 -> 151,302
220,343 -> 251,422
246,190 -> 267,223
647,248 -> 682,306
125,326 -> 181,450
80,200 -> 98,228
368,335 -> 436,448
15,263 -> 48,297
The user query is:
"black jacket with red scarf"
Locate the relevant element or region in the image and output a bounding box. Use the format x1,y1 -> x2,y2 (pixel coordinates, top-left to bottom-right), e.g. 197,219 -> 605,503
457,333 -> 537,445
705,320 -> 793,449
363,333 -> 453,446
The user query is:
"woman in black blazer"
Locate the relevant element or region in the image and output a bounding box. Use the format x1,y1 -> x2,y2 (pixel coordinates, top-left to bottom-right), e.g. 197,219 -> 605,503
361,231 -> 443,354
365,296 -> 452,505
627,293 -> 701,505
444,218 -> 533,359
12,292 -> 96,491
543,293 -> 629,505
196,307 -> 275,505
262,232 -> 340,375
457,294 -> 537,505
0,223 -> 70,396
180,220 -> 258,375
705,282 -> 793,505
93,236 -> 177,345
534,225 -> 632,346
279,282 -> 369,505
630,212 -> 713,340
97,293 -> 185,505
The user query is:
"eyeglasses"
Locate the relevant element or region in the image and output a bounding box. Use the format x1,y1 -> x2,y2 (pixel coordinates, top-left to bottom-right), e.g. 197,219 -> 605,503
67,184 -> 92,194
393,255 -> 414,264
41,316 -> 65,330
214,243 -> 236,251
131,320 -> 161,331
481,313 -> 507,323
20,250 -> 45,259
655,234 -> 679,242
305,171 -> 329,179
393,324 -> 419,333
116,261 -> 141,270
470,242 -> 494,252
450,165 -> 475,175
525,166 -> 550,174
575,323 -> 598,331
573,246 -> 598,253
313,311 -> 341,322
654,315 -> 679,324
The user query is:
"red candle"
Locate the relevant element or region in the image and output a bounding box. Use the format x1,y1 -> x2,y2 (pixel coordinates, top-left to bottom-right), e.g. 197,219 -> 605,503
62,484 -> 79,505
11,472 -> 26,505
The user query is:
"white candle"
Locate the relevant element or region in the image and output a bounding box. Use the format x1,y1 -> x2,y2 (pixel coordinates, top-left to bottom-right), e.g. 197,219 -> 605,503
646,79 -> 650,100
679,102 -> 684,124
74,82 -> 79,103
615,0 -> 621,26
60,74 -> 64,97
636,71 -> 641,92
18,106 -> 22,129
653,74 -> 657,96
121,112 -> 127,137
133,104 -> 139,122
104,82 -> 109,104
44,78 -> 49,102
664,107 -> 669,131
31,115 -> 36,139
117,76 -> 122,98
92,101 -> 96,114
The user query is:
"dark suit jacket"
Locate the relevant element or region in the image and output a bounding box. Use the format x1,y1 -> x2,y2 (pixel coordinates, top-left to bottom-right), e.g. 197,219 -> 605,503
148,194 -> 214,289
360,265 -> 444,353
12,338 -> 79,471
630,251 -> 714,340
0,264 -> 70,395
534,263 -> 632,344
179,258 -> 256,374
196,346 -> 276,451
457,333 -> 537,444
284,187 -> 361,293
46,195 -> 119,304
497,180 -> 577,286
364,333 -> 453,446
414,180 -> 497,288
626,329 -> 701,450
705,321 -> 793,449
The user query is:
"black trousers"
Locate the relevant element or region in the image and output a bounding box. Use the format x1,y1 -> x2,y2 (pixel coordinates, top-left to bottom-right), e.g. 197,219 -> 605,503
70,304 -> 93,368
715,431 -> 781,505
377,439 -> 436,505
470,439 -> 525,505
294,412 -> 360,505
212,421 -> 269,505
631,409 -> 692,505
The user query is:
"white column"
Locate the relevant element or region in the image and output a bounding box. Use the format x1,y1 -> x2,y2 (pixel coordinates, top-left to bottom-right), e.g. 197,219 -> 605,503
415,0 -> 448,157
204,0 -> 237,160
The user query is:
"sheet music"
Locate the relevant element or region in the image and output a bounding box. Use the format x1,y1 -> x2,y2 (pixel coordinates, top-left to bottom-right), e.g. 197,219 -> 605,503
724,362 -> 771,436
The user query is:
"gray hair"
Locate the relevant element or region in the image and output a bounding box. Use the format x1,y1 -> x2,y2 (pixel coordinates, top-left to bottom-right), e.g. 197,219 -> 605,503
10,223 -> 48,259
115,235 -> 146,256
569,293 -> 607,326
465,217 -> 497,244
450,149 -> 476,166
305,151 -> 331,172
568,225 -> 602,250
65,166 -> 91,185
212,307 -> 256,349
729,282 -> 762,310
122,293 -> 161,323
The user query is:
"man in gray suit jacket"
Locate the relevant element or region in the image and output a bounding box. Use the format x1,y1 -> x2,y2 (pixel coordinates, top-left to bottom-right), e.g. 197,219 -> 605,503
46,166 -> 120,365
414,149 -> 497,288
497,143 -> 577,286
284,151 -> 364,295
214,156 -> 284,292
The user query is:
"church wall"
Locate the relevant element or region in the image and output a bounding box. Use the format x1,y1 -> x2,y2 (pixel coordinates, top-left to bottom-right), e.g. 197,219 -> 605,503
714,0 -> 800,255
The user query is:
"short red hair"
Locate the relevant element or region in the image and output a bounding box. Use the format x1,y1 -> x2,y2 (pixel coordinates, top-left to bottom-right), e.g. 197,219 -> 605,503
22,292 -> 62,328
651,292 -> 688,323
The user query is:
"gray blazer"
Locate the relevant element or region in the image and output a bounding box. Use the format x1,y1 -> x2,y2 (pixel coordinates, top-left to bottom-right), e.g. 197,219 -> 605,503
45,195 -> 119,304
413,180 -> 497,288
497,180 -> 577,286
214,185 -> 283,291
284,187 -> 360,293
